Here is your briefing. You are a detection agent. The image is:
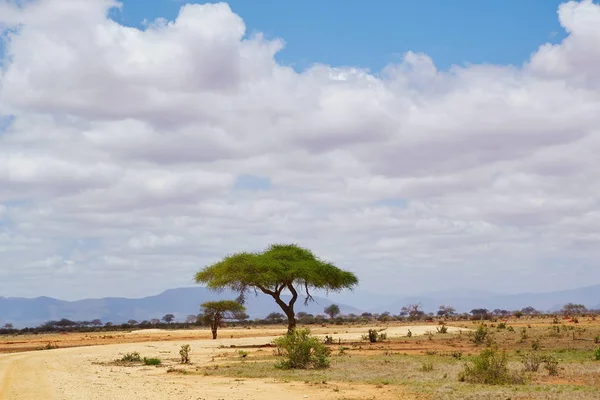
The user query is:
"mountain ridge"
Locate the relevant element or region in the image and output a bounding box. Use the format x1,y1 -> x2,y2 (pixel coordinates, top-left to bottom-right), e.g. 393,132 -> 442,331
1,284 -> 598,328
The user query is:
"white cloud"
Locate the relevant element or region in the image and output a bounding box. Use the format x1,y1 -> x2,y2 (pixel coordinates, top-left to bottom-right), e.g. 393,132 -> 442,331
1,0 -> 600,300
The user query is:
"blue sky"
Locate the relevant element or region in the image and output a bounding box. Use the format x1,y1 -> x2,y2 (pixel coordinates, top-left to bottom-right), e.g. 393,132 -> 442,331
110,0 -> 569,71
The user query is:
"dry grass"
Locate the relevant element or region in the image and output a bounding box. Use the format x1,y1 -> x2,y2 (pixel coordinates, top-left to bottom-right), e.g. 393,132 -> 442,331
188,317 -> 600,399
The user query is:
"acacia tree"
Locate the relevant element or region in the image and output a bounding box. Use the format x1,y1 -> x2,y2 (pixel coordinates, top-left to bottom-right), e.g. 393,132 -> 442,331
162,314 -> 175,324
195,244 -> 359,334
324,304 -> 341,320
562,303 -> 587,315
201,300 -> 246,339
437,305 -> 456,319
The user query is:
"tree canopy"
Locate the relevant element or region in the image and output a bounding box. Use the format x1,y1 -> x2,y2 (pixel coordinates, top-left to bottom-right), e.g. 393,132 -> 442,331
194,243 -> 358,333
201,300 -> 246,339
324,304 -> 341,320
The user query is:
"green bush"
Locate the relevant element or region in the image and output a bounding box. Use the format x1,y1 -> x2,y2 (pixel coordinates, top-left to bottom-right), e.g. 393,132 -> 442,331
544,355 -> 559,376
496,322 -> 507,330
595,347 -> 600,361
521,351 -> 543,372
273,328 -> 331,369
179,344 -> 191,364
143,357 -> 162,366
472,325 -> 488,345
362,329 -> 386,343
437,325 -> 449,334
459,348 -> 525,385
420,362 -> 434,372
120,352 -> 141,362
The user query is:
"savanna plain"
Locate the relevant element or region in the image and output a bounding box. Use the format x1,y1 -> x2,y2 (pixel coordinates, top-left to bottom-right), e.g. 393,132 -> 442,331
1,316 -> 600,399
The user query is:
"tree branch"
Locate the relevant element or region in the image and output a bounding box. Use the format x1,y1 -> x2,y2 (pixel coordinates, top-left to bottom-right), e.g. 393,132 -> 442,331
256,284 -> 276,297
303,282 -> 314,306
287,283 -> 299,308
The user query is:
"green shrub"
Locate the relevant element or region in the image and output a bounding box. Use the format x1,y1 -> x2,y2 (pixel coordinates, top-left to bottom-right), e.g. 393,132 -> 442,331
179,344 -> 191,364
594,347 -> 600,361
472,325 -> 488,345
594,335 -> 600,344
40,342 -> 58,350
238,350 -> 249,359
437,325 -> 449,334
120,352 -> 141,362
520,327 -> 528,341
458,348 -> 525,385
273,328 -> 331,369
143,357 -> 162,366
496,322 -> 507,330
521,351 -> 543,372
363,329 -> 386,343
544,356 -> 559,376
420,362 -> 434,372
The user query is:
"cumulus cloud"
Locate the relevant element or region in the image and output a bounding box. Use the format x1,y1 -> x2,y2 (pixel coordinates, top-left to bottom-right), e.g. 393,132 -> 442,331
1,0 -> 600,300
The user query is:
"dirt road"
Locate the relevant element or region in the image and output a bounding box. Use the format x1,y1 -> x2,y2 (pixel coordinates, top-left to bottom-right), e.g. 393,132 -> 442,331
0,326 -> 450,399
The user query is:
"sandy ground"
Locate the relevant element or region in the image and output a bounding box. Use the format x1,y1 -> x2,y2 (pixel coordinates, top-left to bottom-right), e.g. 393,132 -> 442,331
0,325 -> 455,400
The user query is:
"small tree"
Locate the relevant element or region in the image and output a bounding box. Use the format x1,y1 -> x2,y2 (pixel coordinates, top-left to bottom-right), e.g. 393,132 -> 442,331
520,306 -> 538,316
150,318 -> 160,325
127,319 -> 138,326
201,300 -> 246,339
402,303 -> 425,321
90,319 -> 102,327
162,314 -> 175,324
195,244 -> 358,334
324,304 -> 341,320
437,305 -> 456,318
265,312 -> 286,323
562,303 -> 587,316
185,314 -> 198,324
235,311 -> 250,323
3,323 -> 13,329
471,309 -> 490,320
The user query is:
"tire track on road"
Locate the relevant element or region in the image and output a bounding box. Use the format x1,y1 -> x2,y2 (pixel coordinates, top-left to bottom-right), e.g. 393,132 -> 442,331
0,352 -> 55,400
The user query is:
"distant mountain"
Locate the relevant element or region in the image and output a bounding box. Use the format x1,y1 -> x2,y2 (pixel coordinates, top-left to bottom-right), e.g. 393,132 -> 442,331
373,284 -> 600,314
1,284 -> 598,328
0,287 -> 362,328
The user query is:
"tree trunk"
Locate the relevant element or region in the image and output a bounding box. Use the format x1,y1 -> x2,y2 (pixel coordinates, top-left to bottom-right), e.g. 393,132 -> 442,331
211,314 -> 220,339
258,284 -> 299,335
284,306 -> 296,335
